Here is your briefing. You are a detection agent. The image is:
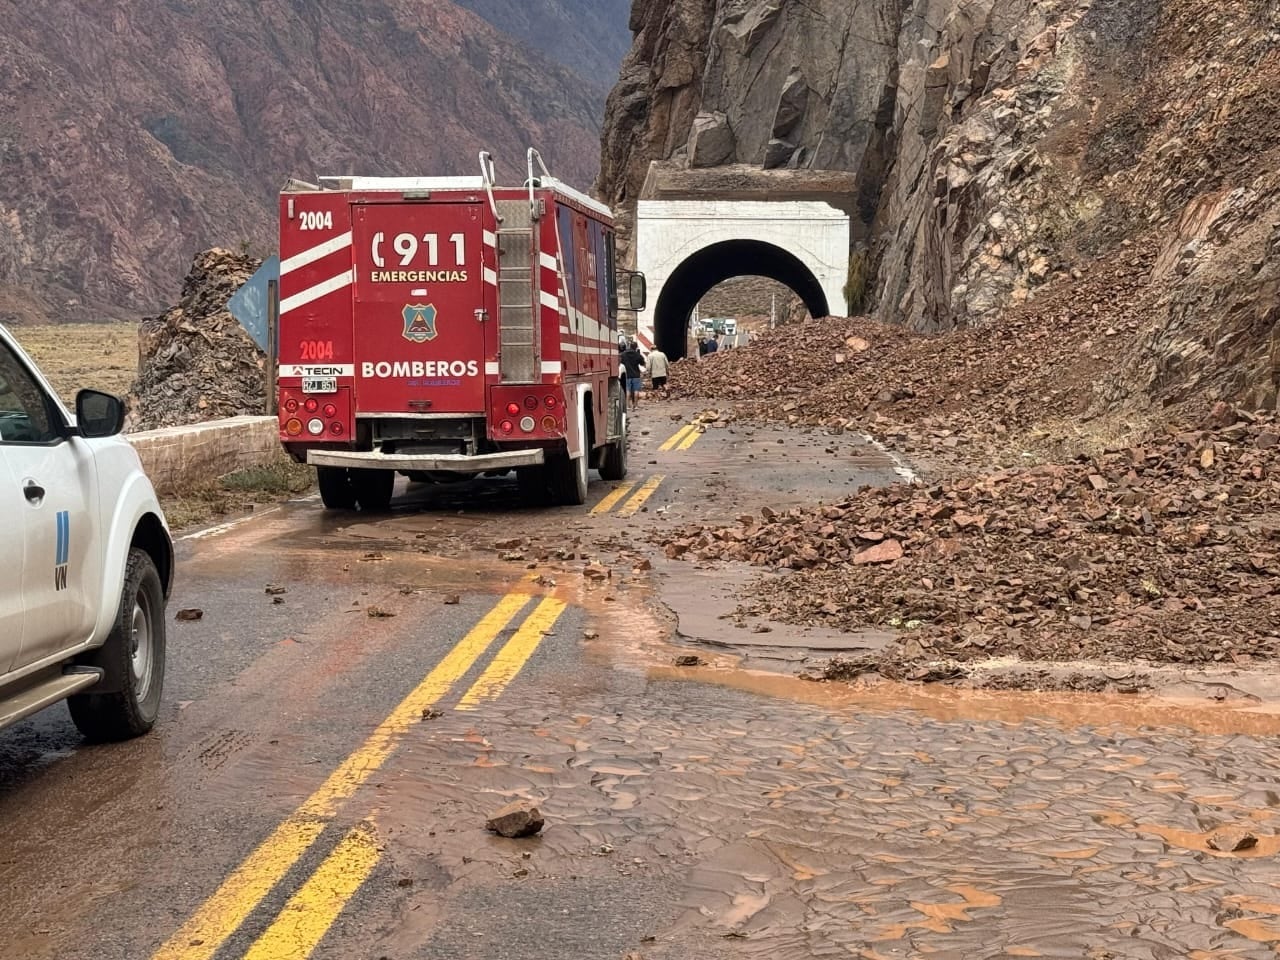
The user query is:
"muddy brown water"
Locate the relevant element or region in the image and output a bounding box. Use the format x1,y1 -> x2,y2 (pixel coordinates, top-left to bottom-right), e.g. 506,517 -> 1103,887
367,653 -> 1280,960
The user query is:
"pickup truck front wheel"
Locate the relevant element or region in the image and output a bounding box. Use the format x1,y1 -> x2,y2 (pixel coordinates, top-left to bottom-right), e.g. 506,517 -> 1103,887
69,548 -> 166,742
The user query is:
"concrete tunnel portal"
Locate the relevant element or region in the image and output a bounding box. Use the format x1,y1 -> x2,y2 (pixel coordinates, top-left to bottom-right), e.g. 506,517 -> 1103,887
631,169 -> 854,362
652,239 -> 830,360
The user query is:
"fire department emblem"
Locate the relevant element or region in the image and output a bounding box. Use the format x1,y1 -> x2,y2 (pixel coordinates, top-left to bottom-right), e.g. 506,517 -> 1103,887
402,303 -> 438,343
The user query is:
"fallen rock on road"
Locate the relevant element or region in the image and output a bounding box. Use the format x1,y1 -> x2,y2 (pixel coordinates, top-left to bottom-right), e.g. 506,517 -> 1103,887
485,801 -> 545,839
1207,827 -> 1258,853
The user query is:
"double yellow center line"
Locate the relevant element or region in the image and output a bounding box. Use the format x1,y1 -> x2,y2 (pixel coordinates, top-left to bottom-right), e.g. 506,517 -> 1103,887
154,590 -> 566,960
659,422 -> 703,451
590,475 -> 665,516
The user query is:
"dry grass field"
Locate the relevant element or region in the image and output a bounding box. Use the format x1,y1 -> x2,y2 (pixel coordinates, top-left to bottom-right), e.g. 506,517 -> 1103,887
11,322 -> 138,403
8,322 -> 314,529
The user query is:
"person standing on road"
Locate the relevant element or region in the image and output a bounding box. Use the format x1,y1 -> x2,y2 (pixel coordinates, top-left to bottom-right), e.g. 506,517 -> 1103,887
648,346 -> 670,391
620,339 -> 646,411
706,335 -> 719,355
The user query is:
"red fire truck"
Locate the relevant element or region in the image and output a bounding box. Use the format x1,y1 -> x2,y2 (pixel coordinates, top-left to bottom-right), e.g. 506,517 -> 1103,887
275,150 -> 645,511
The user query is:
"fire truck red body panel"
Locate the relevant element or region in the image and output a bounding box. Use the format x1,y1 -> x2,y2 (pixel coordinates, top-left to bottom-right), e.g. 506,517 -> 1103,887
350,198 -> 490,415
276,168 -> 630,507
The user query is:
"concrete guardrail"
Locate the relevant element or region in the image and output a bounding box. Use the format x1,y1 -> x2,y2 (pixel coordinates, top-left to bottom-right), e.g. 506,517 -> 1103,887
126,416 -> 280,495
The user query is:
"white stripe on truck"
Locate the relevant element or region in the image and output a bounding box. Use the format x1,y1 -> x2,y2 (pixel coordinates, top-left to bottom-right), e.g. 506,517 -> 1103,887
280,232 -> 353,275
280,268 -> 355,315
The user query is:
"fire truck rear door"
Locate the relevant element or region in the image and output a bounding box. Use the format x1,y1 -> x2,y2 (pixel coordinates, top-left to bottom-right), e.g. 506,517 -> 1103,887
351,199 -> 489,415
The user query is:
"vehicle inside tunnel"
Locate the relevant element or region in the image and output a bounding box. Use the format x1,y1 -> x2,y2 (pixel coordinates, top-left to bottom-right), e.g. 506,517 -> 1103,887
652,239 -> 830,360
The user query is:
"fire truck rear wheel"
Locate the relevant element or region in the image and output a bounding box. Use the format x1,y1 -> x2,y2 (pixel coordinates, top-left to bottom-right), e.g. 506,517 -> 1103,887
352,468 -> 395,512
598,403 -> 629,482
547,452 -> 589,506
516,466 -> 546,503
317,466 -> 357,511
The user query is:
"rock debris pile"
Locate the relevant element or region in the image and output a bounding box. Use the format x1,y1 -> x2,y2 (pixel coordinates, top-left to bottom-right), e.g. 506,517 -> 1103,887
129,249 -> 265,431
665,404 -> 1280,665
668,246 -> 1156,470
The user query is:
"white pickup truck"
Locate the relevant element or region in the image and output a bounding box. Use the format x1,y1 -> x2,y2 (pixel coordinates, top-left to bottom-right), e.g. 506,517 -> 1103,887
0,325 -> 173,741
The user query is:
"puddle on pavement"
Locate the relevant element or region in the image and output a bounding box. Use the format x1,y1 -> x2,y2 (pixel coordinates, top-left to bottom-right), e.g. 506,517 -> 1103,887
1133,823 -> 1280,859
648,660 -> 1280,738
653,557 -> 895,658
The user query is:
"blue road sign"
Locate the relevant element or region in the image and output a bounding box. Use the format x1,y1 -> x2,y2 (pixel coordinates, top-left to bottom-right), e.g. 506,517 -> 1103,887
228,256 -> 280,352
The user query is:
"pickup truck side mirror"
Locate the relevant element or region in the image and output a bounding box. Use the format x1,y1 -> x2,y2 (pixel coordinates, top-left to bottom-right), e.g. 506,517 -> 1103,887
76,389 -> 126,439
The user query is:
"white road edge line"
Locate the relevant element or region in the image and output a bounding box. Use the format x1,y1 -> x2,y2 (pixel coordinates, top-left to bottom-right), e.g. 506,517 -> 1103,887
857,432 -> 921,486
178,507 -> 282,542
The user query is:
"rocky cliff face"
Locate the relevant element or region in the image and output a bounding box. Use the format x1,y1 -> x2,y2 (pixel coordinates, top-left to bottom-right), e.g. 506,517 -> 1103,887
599,0 -> 1280,411
0,0 -> 626,326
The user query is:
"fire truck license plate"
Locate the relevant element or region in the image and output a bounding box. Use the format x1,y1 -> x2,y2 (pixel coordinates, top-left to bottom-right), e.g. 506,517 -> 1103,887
302,376 -> 338,394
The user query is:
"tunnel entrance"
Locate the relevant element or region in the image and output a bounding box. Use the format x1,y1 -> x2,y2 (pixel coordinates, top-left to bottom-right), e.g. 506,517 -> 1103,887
697,276 -> 807,332
652,240 -> 830,360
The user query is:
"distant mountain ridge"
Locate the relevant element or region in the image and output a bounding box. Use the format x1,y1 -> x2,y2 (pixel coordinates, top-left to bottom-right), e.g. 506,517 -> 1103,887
0,0 -> 629,325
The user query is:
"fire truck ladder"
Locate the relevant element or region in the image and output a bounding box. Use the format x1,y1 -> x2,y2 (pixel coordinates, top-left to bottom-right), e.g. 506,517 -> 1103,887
495,198 -> 539,383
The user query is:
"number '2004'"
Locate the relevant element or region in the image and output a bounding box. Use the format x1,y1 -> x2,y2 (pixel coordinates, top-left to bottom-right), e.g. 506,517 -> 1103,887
299,340 -> 335,361
299,211 -> 334,231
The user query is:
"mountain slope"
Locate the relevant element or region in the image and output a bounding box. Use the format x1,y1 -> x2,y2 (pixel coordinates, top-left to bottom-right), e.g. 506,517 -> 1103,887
452,0 -> 632,89
598,0 -> 1280,414
0,0 -> 624,325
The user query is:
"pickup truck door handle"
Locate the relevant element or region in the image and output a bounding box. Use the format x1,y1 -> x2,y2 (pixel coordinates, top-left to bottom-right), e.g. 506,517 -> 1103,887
23,481 -> 45,504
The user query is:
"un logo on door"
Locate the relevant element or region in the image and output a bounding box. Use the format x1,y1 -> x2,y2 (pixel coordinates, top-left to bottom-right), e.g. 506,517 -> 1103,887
402,303 -> 438,344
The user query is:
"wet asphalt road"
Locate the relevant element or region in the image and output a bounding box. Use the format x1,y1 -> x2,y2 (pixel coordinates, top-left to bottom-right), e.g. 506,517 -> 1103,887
2,405 -> 1280,960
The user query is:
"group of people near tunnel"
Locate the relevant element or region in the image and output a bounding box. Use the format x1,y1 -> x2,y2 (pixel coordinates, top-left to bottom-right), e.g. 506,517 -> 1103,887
617,336 -> 669,412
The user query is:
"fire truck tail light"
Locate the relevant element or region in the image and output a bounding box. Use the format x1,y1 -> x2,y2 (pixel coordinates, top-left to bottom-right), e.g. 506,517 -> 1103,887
284,398 -> 299,414
523,396 -> 538,411
506,402 -> 520,416
499,420 -> 514,435
544,396 -> 558,410
323,403 -> 337,418
285,418 -> 303,436
541,416 -> 557,432
304,398 -> 319,413
519,417 -> 536,433
330,422 -> 344,436
307,418 -> 325,436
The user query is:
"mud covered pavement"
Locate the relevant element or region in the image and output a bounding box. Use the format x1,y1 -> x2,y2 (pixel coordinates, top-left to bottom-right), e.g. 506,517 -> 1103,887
3,406 -> 1280,960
